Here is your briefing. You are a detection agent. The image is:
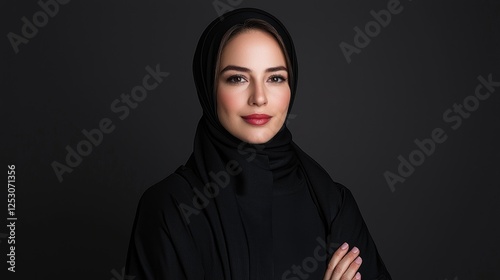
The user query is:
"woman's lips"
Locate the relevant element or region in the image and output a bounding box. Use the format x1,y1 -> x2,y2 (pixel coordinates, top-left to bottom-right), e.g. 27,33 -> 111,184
241,114 -> 272,125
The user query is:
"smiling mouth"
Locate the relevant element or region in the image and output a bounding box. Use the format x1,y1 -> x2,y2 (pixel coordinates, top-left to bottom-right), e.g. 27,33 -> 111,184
241,114 -> 272,126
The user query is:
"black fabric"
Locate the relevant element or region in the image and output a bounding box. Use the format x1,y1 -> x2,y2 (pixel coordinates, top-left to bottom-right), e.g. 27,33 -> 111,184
126,7 -> 391,280
272,166 -> 326,279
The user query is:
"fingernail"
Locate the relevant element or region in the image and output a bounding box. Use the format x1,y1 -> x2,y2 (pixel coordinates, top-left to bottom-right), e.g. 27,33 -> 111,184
355,256 -> 362,264
341,242 -> 348,250
352,247 -> 359,254
355,272 -> 361,279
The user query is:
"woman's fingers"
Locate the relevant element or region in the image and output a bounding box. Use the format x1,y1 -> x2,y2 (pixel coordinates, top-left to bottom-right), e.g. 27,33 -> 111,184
325,244 -> 362,280
323,242 -> 349,280
341,256 -> 362,280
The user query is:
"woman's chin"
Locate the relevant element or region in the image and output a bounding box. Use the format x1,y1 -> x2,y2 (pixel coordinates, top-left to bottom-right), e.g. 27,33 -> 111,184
235,131 -> 276,145
222,119 -> 283,144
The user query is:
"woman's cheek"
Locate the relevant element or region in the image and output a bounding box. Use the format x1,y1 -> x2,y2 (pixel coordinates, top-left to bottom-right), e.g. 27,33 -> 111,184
273,90 -> 291,123
218,88 -> 246,115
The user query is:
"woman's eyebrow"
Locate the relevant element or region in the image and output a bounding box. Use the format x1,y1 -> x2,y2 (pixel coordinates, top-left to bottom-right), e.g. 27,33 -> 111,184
219,65 -> 287,74
265,66 -> 287,72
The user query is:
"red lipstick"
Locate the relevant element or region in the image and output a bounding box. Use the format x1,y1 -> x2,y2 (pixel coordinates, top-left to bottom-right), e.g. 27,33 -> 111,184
242,114 -> 272,125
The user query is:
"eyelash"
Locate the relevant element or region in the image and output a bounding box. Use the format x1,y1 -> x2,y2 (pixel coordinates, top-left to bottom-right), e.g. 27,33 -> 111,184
269,75 -> 287,83
226,75 -> 247,84
225,74 -> 287,84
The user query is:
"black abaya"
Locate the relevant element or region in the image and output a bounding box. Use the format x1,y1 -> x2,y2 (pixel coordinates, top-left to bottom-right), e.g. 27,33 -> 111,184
125,7 -> 391,280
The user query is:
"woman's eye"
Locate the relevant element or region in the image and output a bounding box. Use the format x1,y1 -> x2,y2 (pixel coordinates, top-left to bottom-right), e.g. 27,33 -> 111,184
226,75 -> 246,84
268,75 -> 287,83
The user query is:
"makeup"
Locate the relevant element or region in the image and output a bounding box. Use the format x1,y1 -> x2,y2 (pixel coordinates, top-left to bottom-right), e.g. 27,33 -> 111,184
241,114 -> 271,125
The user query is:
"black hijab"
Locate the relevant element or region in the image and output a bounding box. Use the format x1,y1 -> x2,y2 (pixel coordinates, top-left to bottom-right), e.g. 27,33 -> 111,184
126,7 -> 391,280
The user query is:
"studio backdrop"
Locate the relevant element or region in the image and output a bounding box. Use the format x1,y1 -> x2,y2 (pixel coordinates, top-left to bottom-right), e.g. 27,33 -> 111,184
2,0 -> 499,279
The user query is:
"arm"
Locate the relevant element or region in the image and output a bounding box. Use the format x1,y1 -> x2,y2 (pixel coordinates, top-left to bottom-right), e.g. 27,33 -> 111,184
324,187 -> 391,280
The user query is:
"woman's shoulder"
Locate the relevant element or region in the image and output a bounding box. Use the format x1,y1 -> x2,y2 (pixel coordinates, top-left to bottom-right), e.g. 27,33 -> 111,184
292,142 -> 354,212
137,165 -> 195,209
293,143 -> 347,189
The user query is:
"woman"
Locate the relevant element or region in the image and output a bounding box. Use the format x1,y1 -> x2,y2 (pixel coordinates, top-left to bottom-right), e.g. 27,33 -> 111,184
126,8 -> 391,280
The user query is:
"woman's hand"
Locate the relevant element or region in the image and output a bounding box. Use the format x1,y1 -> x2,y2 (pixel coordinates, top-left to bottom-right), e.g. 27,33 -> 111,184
323,242 -> 362,280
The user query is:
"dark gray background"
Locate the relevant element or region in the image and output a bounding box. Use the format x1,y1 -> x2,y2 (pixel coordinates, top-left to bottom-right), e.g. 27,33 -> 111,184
2,0 -> 499,279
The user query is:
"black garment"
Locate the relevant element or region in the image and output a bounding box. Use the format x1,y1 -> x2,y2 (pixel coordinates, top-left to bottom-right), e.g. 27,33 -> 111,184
272,165 -> 326,279
125,146 -> 390,279
126,7 -> 391,280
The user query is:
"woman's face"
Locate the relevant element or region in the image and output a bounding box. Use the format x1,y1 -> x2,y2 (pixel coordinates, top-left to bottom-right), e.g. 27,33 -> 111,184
216,29 -> 291,144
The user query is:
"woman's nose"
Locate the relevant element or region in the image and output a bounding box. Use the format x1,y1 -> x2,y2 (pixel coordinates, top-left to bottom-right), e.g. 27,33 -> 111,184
248,81 -> 268,106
